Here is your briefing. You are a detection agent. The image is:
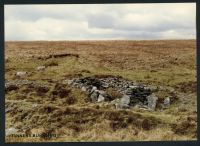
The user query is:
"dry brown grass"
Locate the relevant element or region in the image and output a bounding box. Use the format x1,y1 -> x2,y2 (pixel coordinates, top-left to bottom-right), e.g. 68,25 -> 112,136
5,40 -> 196,70
106,88 -> 123,100
5,40 -> 197,142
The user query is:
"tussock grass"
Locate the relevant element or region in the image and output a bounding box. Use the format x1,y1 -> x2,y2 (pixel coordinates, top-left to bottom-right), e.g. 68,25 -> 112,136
5,40 -> 197,142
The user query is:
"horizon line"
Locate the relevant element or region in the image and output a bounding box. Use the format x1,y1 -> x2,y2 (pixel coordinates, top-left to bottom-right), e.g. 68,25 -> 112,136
5,39 -> 196,42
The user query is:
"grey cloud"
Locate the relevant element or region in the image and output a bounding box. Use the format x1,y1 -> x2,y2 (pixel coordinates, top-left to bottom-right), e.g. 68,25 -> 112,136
115,21 -> 194,33
5,5 -> 87,22
87,13 -> 116,29
5,4 -> 196,40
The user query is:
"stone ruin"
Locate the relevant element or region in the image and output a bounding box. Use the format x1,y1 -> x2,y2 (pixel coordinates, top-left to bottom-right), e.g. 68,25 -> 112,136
65,76 -> 173,111
5,75 -> 174,111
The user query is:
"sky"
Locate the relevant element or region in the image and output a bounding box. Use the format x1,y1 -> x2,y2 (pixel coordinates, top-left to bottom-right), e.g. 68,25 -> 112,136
5,3 -> 196,41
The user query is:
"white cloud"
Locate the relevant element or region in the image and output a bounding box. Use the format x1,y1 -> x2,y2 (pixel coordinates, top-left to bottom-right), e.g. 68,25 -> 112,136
5,3 -> 196,40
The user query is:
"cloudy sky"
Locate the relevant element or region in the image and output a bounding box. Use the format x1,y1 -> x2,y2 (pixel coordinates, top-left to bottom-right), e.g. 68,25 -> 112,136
5,3 -> 196,41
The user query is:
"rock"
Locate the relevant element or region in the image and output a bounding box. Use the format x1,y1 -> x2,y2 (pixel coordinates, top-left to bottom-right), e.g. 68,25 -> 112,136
97,94 -> 105,102
67,76 -> 171,109
133,104 -> 141,109
81,86 -> 87,92
91,86 -> 97,93
102,83 -> 109,88
36,66 -> 46,71
125,88 -> 133,95
133,102 -> 144,109
147,85 -> 158,92
80,77 -> 102,89
129,85 -> 139,89
115,102 -> 130,109
164,97 -> 170,107
90,91 -> 99,102
6,127 -> 18,136
127,86 -> 152,100
121,95 -> 130,105
99,89 -> 115,100
164,96 -> 177,106
15,71 -> 27,78
115,95 -> 130,109
146,93 -> 158,111
97,90 -> 106,95
126,86 -> 151,105
85,85 -> 93,92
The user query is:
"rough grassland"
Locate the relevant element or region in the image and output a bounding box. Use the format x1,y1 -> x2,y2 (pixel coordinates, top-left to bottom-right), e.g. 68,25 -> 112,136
5,40 -> 197,142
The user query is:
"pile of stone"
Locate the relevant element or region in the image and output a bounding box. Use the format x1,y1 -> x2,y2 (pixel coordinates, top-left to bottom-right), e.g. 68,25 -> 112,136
36,66 -> 46,71
65,76 -> 161,111
15,71 -> 28,78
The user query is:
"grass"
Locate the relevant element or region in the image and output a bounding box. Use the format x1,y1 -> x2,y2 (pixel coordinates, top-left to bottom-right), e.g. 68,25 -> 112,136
5,40 -> 197,142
